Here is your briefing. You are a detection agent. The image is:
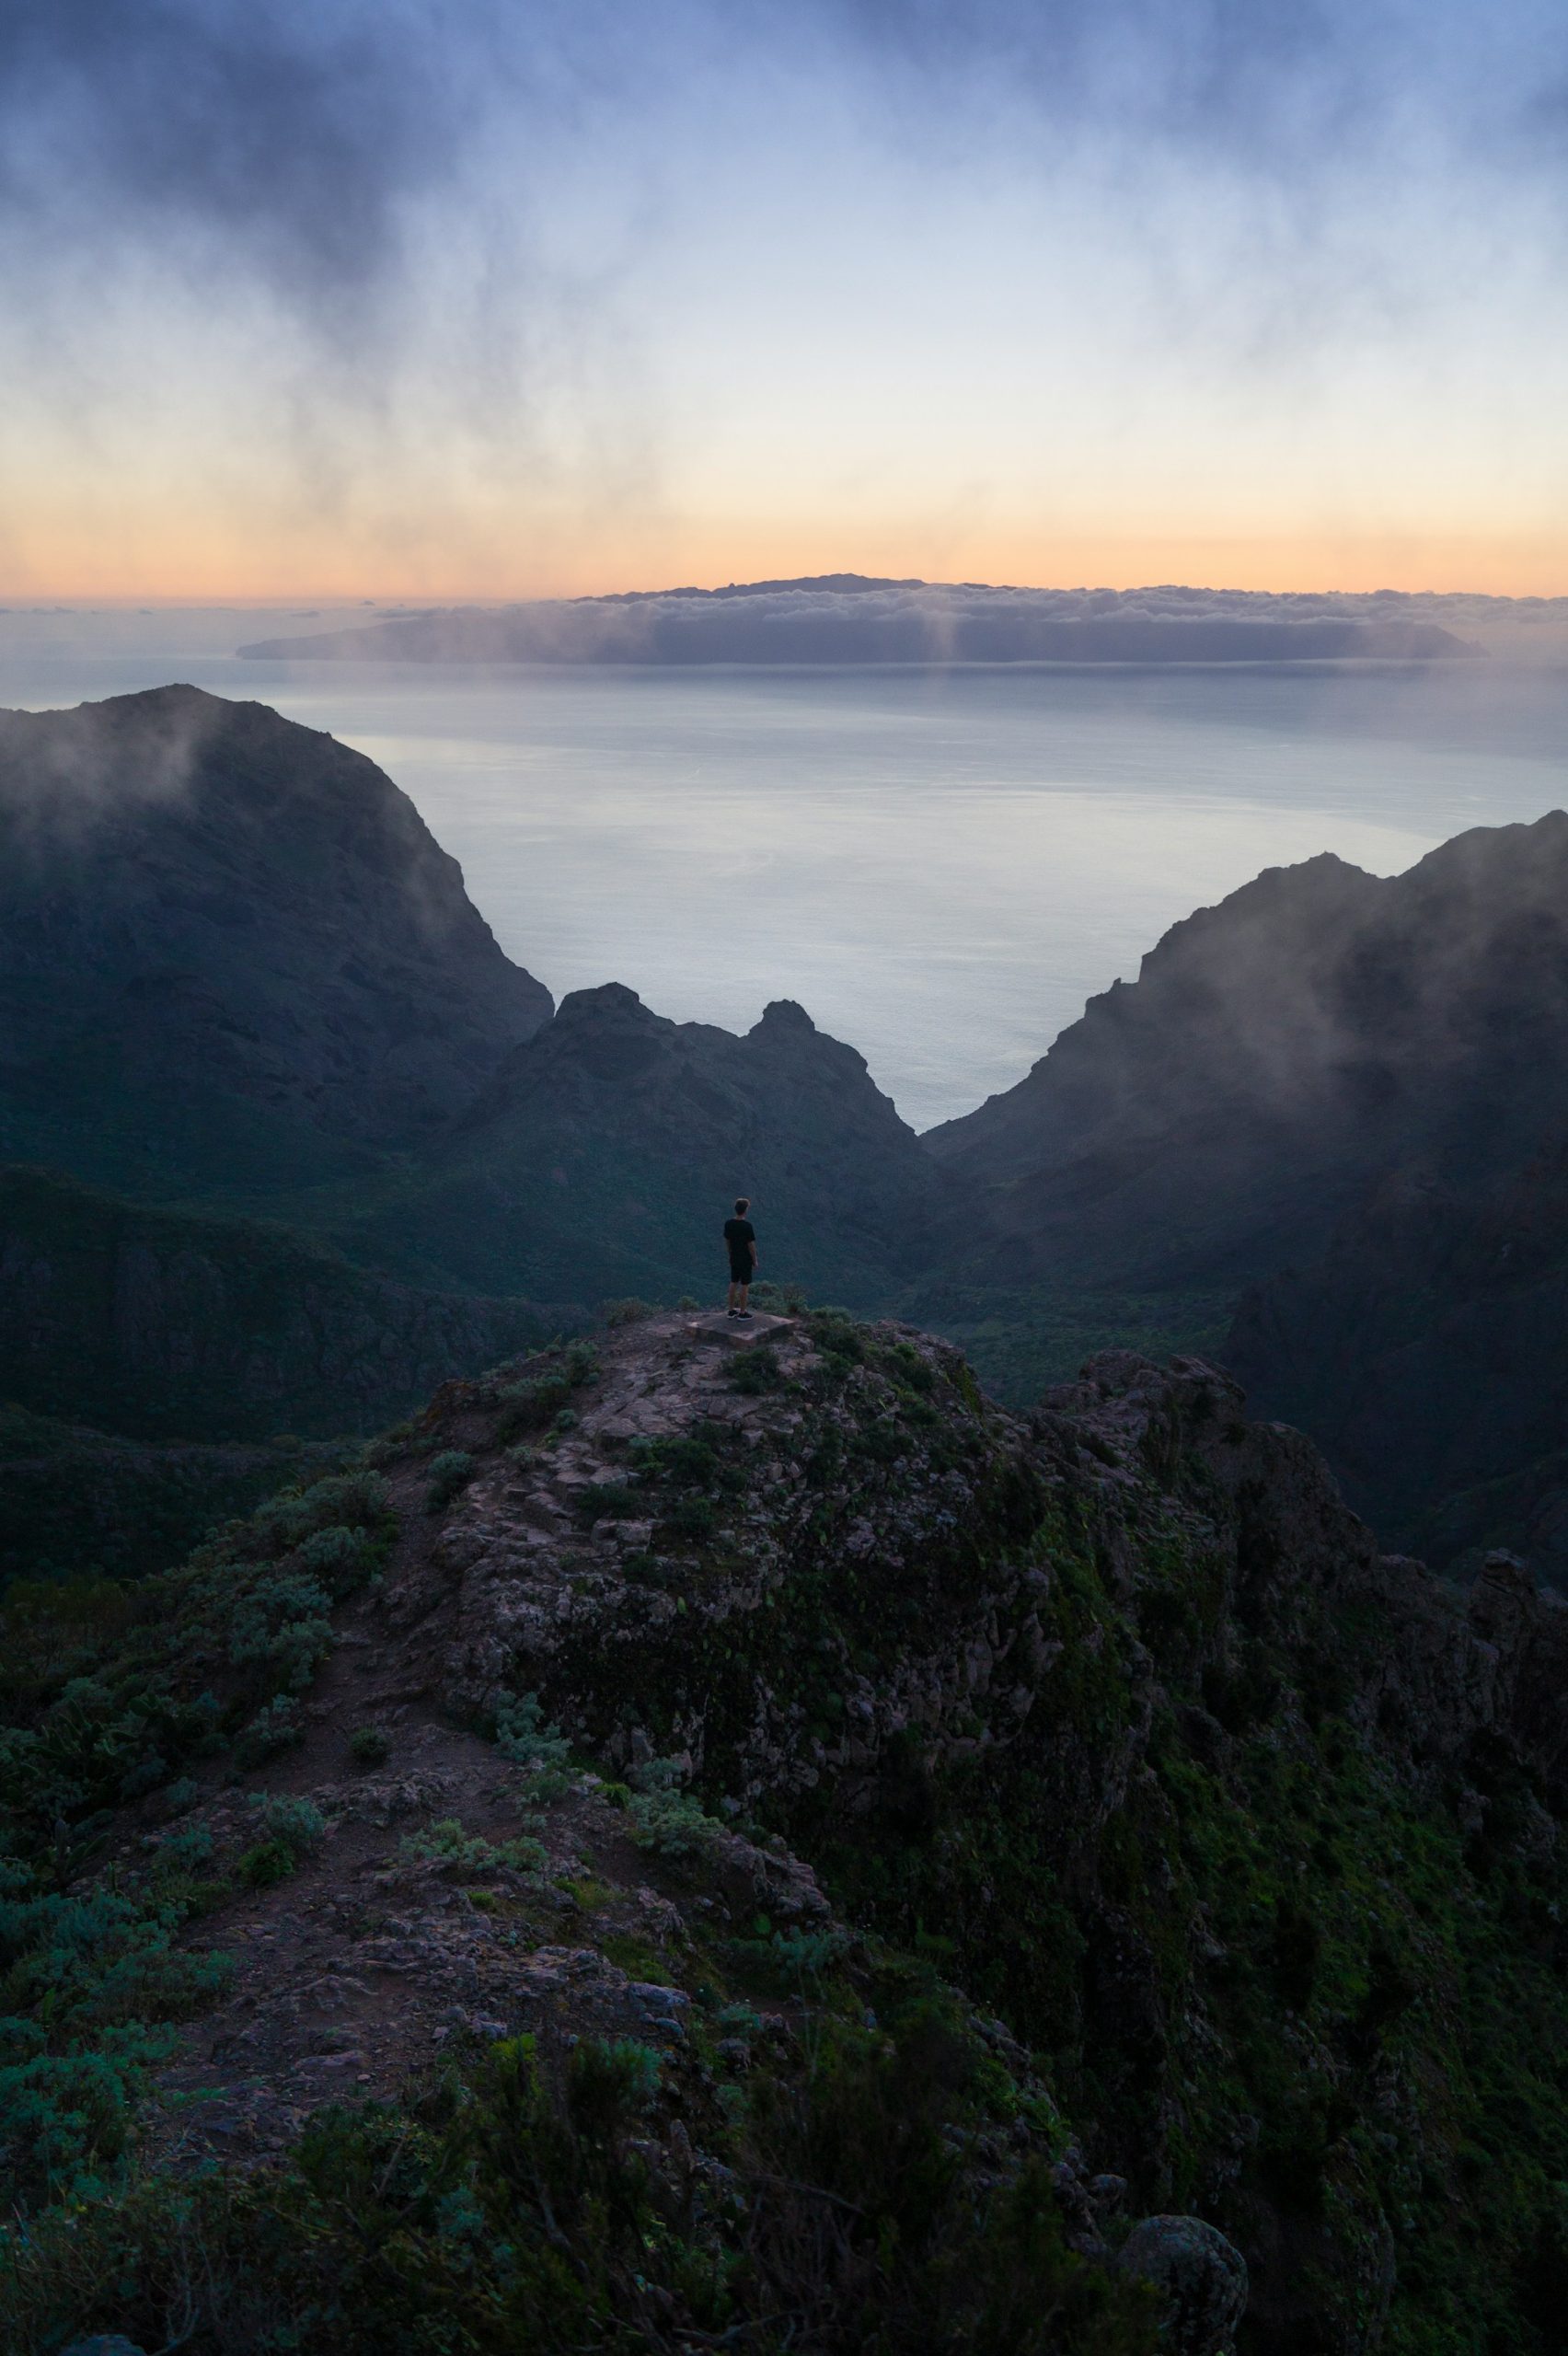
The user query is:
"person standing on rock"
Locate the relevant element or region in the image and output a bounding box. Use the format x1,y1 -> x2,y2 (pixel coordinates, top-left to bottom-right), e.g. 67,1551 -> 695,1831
724,1196 -> 757,1319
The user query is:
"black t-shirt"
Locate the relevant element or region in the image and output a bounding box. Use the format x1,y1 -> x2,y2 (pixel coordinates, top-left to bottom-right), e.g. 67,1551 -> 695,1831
723,1218 -> 755,1264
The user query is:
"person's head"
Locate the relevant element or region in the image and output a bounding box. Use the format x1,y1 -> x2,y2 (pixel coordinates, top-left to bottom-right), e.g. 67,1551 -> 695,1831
734,1196 -> 750,1214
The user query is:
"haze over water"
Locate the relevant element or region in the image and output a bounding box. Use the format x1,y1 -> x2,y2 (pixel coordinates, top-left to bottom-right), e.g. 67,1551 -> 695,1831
3,610 -> 1565,1128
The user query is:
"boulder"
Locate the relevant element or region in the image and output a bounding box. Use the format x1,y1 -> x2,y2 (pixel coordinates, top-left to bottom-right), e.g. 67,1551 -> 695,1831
1119,2214 -> 1248,2355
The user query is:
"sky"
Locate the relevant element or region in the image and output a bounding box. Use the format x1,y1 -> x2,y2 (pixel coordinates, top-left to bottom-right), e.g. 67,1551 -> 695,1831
1,0 -> 1566,602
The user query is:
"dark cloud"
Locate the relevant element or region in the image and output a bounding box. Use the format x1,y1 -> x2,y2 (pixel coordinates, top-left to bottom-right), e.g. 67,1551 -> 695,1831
0,0 -> 471,327
2,0 -> 1557,329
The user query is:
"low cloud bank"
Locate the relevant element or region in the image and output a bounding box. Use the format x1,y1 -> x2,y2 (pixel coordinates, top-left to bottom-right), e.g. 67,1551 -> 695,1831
237,576 -> 1514,664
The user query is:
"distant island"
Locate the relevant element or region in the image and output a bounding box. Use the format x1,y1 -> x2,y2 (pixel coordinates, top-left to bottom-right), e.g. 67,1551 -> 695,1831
238,574 -> 1491,664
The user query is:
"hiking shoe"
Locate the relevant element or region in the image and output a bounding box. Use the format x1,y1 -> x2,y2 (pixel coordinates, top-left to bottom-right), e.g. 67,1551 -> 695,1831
736,1310 -> 753,1321
726,1308 -> 739,1318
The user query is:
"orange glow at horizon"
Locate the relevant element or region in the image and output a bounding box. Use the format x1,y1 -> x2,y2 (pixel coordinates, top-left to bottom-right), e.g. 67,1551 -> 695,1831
7,523 -> 1567,607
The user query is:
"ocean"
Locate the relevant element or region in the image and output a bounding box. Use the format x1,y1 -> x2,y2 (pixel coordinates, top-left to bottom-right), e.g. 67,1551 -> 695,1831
3,606 -> 1565,1128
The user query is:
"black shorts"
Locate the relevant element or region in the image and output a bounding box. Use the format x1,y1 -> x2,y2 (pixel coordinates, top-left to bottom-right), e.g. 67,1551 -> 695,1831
728,1261 -> 753,1285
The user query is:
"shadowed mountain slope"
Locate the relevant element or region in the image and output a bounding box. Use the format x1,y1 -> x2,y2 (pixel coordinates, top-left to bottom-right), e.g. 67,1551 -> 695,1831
0,1163 -> 578,1444
1227,1145 -> 1568,1579
324,982 -> 979,1309
928,813 -> 1568,1288
0,1402 -> 342,1589
0,686 -> 551,1200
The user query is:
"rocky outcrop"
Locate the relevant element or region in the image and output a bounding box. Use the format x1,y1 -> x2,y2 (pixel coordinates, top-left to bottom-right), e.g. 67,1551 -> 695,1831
0,685 -> 551,1198
1119,2216 -> 1248,2356
346,1314 -> 1568,2350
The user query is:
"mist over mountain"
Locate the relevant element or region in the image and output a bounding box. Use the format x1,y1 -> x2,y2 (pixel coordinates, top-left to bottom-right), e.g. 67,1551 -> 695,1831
929,812 -> 1568,1286
238,576 -> 1487,665
0,686 -> 551,1199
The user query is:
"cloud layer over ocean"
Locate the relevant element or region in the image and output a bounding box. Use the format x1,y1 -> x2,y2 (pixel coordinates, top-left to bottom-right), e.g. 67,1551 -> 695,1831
238,576 -> 1551,664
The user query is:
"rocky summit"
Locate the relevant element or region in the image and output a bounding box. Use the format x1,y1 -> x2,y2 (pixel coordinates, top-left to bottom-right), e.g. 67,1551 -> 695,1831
4,1306 -> 1566,2354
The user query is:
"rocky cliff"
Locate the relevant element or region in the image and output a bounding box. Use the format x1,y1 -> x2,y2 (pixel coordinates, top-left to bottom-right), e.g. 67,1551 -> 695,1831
0,686 -> 551,1199
4,1311 -> 1565,2354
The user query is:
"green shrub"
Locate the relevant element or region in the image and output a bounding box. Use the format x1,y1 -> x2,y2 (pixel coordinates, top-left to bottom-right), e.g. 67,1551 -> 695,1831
0,2014 -> 1157,2352
663,1495 -> 718,1542
495,1375 -> 572,1439
249,1472 -> 392,1559
233,1692 -> 303,1768
628,1786 -> 723,1858
0,2027 -> 174,2208
247,1793 -> 326,1855
399,1819 -> 547,1877
425,1451 -> 475,1511
601,1299 -> 657,1328
493,1693 -> 572,1800
575,1481 -> 642,1524
150,1823 -> 213,1874
237,1838 -> 296,1888
349,1725 -> 391,1767
729,1349 -> 784,1395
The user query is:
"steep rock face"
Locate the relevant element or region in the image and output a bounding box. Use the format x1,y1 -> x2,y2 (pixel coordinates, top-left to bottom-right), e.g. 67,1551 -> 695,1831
331,982 -> 977,1306
928,814 -> 1568,1286
1227,1148 -> 1568,1576
0,686 -> 551,1197
0,1163 -> 578,1442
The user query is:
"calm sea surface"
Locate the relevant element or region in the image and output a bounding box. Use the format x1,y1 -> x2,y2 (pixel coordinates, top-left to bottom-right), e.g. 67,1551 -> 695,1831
3,609 -> 1566,1128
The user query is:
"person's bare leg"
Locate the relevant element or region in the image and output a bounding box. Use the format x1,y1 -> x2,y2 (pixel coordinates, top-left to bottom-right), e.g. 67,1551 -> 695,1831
735,1282 -> 751,1318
